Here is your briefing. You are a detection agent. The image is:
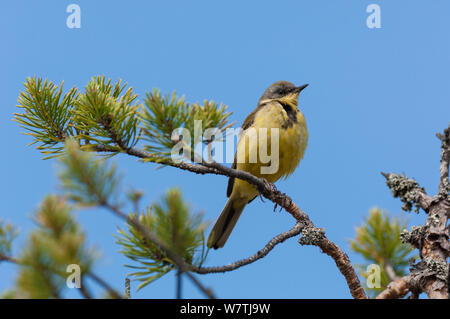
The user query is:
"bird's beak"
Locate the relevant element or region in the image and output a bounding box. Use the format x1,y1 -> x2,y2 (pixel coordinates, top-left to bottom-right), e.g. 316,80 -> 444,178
293,84 -> 309,94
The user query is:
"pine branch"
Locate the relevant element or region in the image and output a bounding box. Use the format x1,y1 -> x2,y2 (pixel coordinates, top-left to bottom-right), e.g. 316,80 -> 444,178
104,202 -> 215,299
140,89 -> 233,158
0,220 -> 18,262
382,123 -> 450,299
90,144 -> 367,299
0,254 -> 18,264
376,275 -> 413,299
116,189 -> 208,290
78,279 -> 93,299
384,261 -> 400,282
3,252 -> 123,299
14,77 -> 78,159
125,278 -> 131,299
349,208 -> 414,296
2,195 -> 124,299
11,196 -> 96,298
192,223 -> 302,274
59,141 -> 214,298
381,173 -> 433,213
73,76 -> 141,153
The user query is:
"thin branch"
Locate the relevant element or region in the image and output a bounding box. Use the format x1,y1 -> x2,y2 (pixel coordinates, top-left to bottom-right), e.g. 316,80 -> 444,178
193,223 -> 302,274
376,275 -> 412,299
204,161 -> 366,299
101,202 -> 216,299
176,270 -> 182,299
125,277 -> 131,299
87,272 -> 123,299
0,254 -> 18,264
93,144 -> 222,176
384,261 -> 399,282
1,252 -> 123,299
78,279 -> 93,299
1,253 -> 62,298
381,172 -> 433,212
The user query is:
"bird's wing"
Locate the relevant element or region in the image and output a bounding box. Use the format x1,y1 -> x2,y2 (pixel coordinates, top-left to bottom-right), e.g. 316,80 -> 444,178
226,157 -> 236,197
226,103 -> 267,197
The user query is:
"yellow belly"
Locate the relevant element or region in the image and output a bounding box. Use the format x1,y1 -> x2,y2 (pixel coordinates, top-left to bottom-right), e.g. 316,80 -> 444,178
231,102 -> 308,202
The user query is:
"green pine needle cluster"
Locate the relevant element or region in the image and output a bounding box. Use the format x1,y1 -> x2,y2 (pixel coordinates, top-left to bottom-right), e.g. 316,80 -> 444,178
0,220 -> 18,258
14,76 -> 233,163
11,196 -> 97,298
117,189 -> 208,290
14,78 -> 78,159
59,139 -> 121,207
136,89 -> 233,159
73,76 -> 141,154
350,208 -> 414,297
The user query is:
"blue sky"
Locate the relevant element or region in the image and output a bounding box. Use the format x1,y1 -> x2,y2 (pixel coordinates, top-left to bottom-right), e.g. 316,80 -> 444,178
1,1 -> 449,298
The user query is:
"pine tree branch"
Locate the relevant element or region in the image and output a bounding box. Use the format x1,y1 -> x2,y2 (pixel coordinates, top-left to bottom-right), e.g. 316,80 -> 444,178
192,223 -> 302,274
376,275 -> 413,299
0,253 -> 62,299
176,270 -> 182,299
381,172 -> 433,213
0,254 -> 18,264
92,145 -> 366,299
382,123 -> 450,299
101,202 -> 216,299
1,251 -> 123,299
384,261 -> 400,282
125,277 -> 131,299
177,161 -> 366,298
78,279 -> 93,299
92,144 -> 222,175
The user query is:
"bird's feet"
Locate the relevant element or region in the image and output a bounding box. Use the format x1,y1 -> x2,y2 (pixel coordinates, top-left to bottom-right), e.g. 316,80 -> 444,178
258,178 -> 282,212
261,178 -> 278,193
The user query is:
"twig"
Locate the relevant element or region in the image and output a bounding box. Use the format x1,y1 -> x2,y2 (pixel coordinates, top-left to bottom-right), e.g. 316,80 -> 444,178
381,172 -> 433,212
6,255 -> 62,299
176,270 -> 183,299
93,145 -> 222,176
376,275 -> 412,299
0,253 -> 123,299
0,254 -> 18,264
78,279 -> 93,299
125,278 -> 131,299
193,223 -> 302,274
384,261 -> 399,282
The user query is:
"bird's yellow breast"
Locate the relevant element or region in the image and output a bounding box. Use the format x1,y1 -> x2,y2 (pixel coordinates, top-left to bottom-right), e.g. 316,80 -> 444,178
231,101 -> 308,202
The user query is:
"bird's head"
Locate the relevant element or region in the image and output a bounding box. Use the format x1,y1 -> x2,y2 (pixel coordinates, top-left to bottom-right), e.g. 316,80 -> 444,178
258,81 -> 308,108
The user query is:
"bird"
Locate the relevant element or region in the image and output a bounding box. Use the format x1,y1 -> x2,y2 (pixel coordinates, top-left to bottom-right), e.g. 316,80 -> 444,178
207,81 -> 309,249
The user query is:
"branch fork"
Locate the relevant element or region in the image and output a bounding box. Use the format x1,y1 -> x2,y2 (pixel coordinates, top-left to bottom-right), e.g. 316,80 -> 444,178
379,123 -> 450,299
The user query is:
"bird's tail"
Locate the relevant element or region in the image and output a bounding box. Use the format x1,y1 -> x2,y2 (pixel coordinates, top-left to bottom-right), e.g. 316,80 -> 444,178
207,198 -> 246,249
